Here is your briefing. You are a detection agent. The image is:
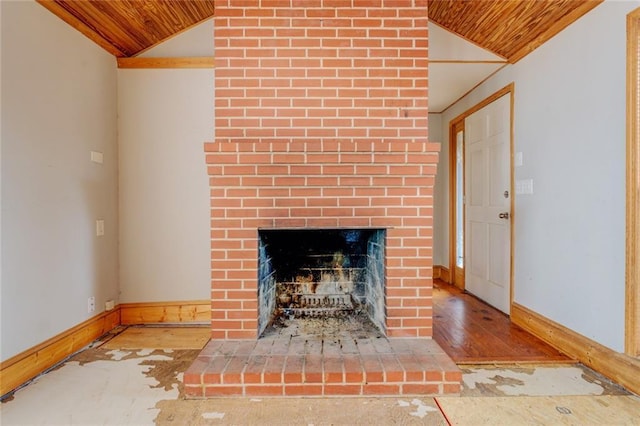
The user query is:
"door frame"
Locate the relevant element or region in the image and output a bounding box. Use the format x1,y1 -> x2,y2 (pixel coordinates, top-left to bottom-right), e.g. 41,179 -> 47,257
448,119 -> 465,289
448,83 -> 515,306
626,7 -> 640,357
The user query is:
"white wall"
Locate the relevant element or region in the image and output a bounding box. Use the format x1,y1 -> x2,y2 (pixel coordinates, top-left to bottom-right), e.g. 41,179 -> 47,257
139,18 -> 214,58
118,20 -> 213,303
435,1 -> 637,352
1,1 -> 118,360
429,113 -> 447,267
0,0 -> 4,359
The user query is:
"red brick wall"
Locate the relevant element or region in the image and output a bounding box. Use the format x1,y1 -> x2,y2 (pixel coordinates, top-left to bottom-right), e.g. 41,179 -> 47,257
209,0 -> 437,339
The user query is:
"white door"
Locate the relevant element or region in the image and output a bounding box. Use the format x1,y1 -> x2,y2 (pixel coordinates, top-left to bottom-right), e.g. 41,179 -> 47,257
464,94 -> 511,314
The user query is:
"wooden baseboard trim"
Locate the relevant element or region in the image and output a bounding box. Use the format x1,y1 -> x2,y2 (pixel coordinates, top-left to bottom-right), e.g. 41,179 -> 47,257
0,309 -> 121,396
120,300 -> 210,325
434,265 -> 451,283
433,265 -> 442,279
0,299 -> 211,397
512,302 -> 640,396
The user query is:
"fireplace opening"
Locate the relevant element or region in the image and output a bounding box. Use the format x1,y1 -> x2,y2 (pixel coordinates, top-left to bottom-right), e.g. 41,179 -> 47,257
258,229 -> 386,337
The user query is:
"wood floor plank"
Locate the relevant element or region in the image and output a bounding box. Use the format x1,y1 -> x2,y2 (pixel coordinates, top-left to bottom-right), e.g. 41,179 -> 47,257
433,280 -> 574,364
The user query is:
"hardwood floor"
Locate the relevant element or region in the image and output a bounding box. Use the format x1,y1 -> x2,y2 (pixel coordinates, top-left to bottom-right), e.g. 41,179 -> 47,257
433,279 -> 574,364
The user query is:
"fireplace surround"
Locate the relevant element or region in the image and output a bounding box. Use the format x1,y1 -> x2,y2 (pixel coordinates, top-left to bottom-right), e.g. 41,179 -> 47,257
205,139 -> 438,339
184,0 -> 461,397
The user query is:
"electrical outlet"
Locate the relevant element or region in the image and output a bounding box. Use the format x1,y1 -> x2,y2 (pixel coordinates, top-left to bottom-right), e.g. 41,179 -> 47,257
96,220 -> 104,237
88,296 -> 96,313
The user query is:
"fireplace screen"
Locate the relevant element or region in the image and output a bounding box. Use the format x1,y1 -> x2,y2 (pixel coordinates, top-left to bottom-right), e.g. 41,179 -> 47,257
258,229 -> 385,337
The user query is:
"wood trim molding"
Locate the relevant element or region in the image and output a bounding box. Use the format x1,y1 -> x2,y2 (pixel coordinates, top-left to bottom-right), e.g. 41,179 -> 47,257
1,300 -> 211,396
454,266 -> 464,290
451,83 -> 515,126
434,265 -> 451,283
0,309 -> 121,396
120,300 -> 210,324
438,64 -> 509,115
448,119 -> 463,288
433,265 -> 441,280
512,303 -> 640,396
430,60 -> 507,64
626,7 -> 640,357
36,0 -> 125,57
117,57 -> 215,69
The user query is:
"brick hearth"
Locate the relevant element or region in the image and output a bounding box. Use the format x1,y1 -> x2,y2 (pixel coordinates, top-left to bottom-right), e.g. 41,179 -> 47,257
184,336 -> 461,398
184,0 -> 462,397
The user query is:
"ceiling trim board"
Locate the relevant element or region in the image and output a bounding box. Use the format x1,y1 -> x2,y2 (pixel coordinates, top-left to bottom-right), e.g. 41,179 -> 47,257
117,57 -> 215,69
430,60 -> 507,64
36,0 -> 125,57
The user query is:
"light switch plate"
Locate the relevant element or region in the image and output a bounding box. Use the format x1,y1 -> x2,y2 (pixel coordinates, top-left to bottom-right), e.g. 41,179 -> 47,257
514,152 -> 523,167
96,219 -> 105,237
90,151 -> 104,164
516,179 -> 534,195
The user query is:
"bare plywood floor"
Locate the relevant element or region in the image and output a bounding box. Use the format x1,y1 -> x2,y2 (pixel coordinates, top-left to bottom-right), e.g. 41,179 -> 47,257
102,326 -> 210,350
2,326 -> 635,425
433,279 -> 573,364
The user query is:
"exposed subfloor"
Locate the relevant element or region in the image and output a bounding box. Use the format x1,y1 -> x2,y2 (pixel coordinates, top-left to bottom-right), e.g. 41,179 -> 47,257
1,326 -> 639,425
184,315 -> 461,398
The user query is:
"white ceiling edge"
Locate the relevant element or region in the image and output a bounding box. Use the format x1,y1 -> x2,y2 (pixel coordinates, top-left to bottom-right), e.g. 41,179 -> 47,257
139,18 -> 214,58
429,62 -> 505,113
429,21 -> 504,62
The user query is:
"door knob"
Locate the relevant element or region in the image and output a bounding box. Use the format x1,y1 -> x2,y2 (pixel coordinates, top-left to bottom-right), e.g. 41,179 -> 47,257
499,212 -> 510,219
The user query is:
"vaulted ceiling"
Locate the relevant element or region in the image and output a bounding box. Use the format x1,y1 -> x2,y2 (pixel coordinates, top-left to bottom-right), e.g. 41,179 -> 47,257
428,0 -> 601,63
38,0 -> 602,61
36,0 -> 603,112
37,0 -> 217,57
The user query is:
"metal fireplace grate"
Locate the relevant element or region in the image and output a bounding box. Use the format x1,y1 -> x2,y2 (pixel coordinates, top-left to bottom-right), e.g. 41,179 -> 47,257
282,293 -> 354,318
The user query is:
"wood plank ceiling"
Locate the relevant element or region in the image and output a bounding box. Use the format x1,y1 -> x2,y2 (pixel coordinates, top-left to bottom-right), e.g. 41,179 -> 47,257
38,0 -> 602,62
36,0 -> 217,57
428,0 -> 602,63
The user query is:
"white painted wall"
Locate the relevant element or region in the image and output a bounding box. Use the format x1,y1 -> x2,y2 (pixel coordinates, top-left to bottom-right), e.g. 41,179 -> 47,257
1,1 -> 118,360
139,18 -> 214,58
0,0 -> 4,360
435,1 -> 637,352
429,113 -> 447,267
118,20 -> 213,303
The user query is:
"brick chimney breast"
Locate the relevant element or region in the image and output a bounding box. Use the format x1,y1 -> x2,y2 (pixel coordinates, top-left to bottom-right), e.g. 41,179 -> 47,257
207,0 -> 438,339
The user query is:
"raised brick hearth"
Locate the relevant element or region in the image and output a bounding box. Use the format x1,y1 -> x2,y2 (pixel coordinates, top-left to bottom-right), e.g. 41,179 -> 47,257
184,336 -> 461,398
185,0 -> 461,397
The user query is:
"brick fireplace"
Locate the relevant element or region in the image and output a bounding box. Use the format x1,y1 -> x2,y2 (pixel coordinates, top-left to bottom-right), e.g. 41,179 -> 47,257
184,0 -> 461,397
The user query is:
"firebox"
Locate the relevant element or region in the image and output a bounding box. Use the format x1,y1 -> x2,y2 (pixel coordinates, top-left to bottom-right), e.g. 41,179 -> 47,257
257,229 -> 385,337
